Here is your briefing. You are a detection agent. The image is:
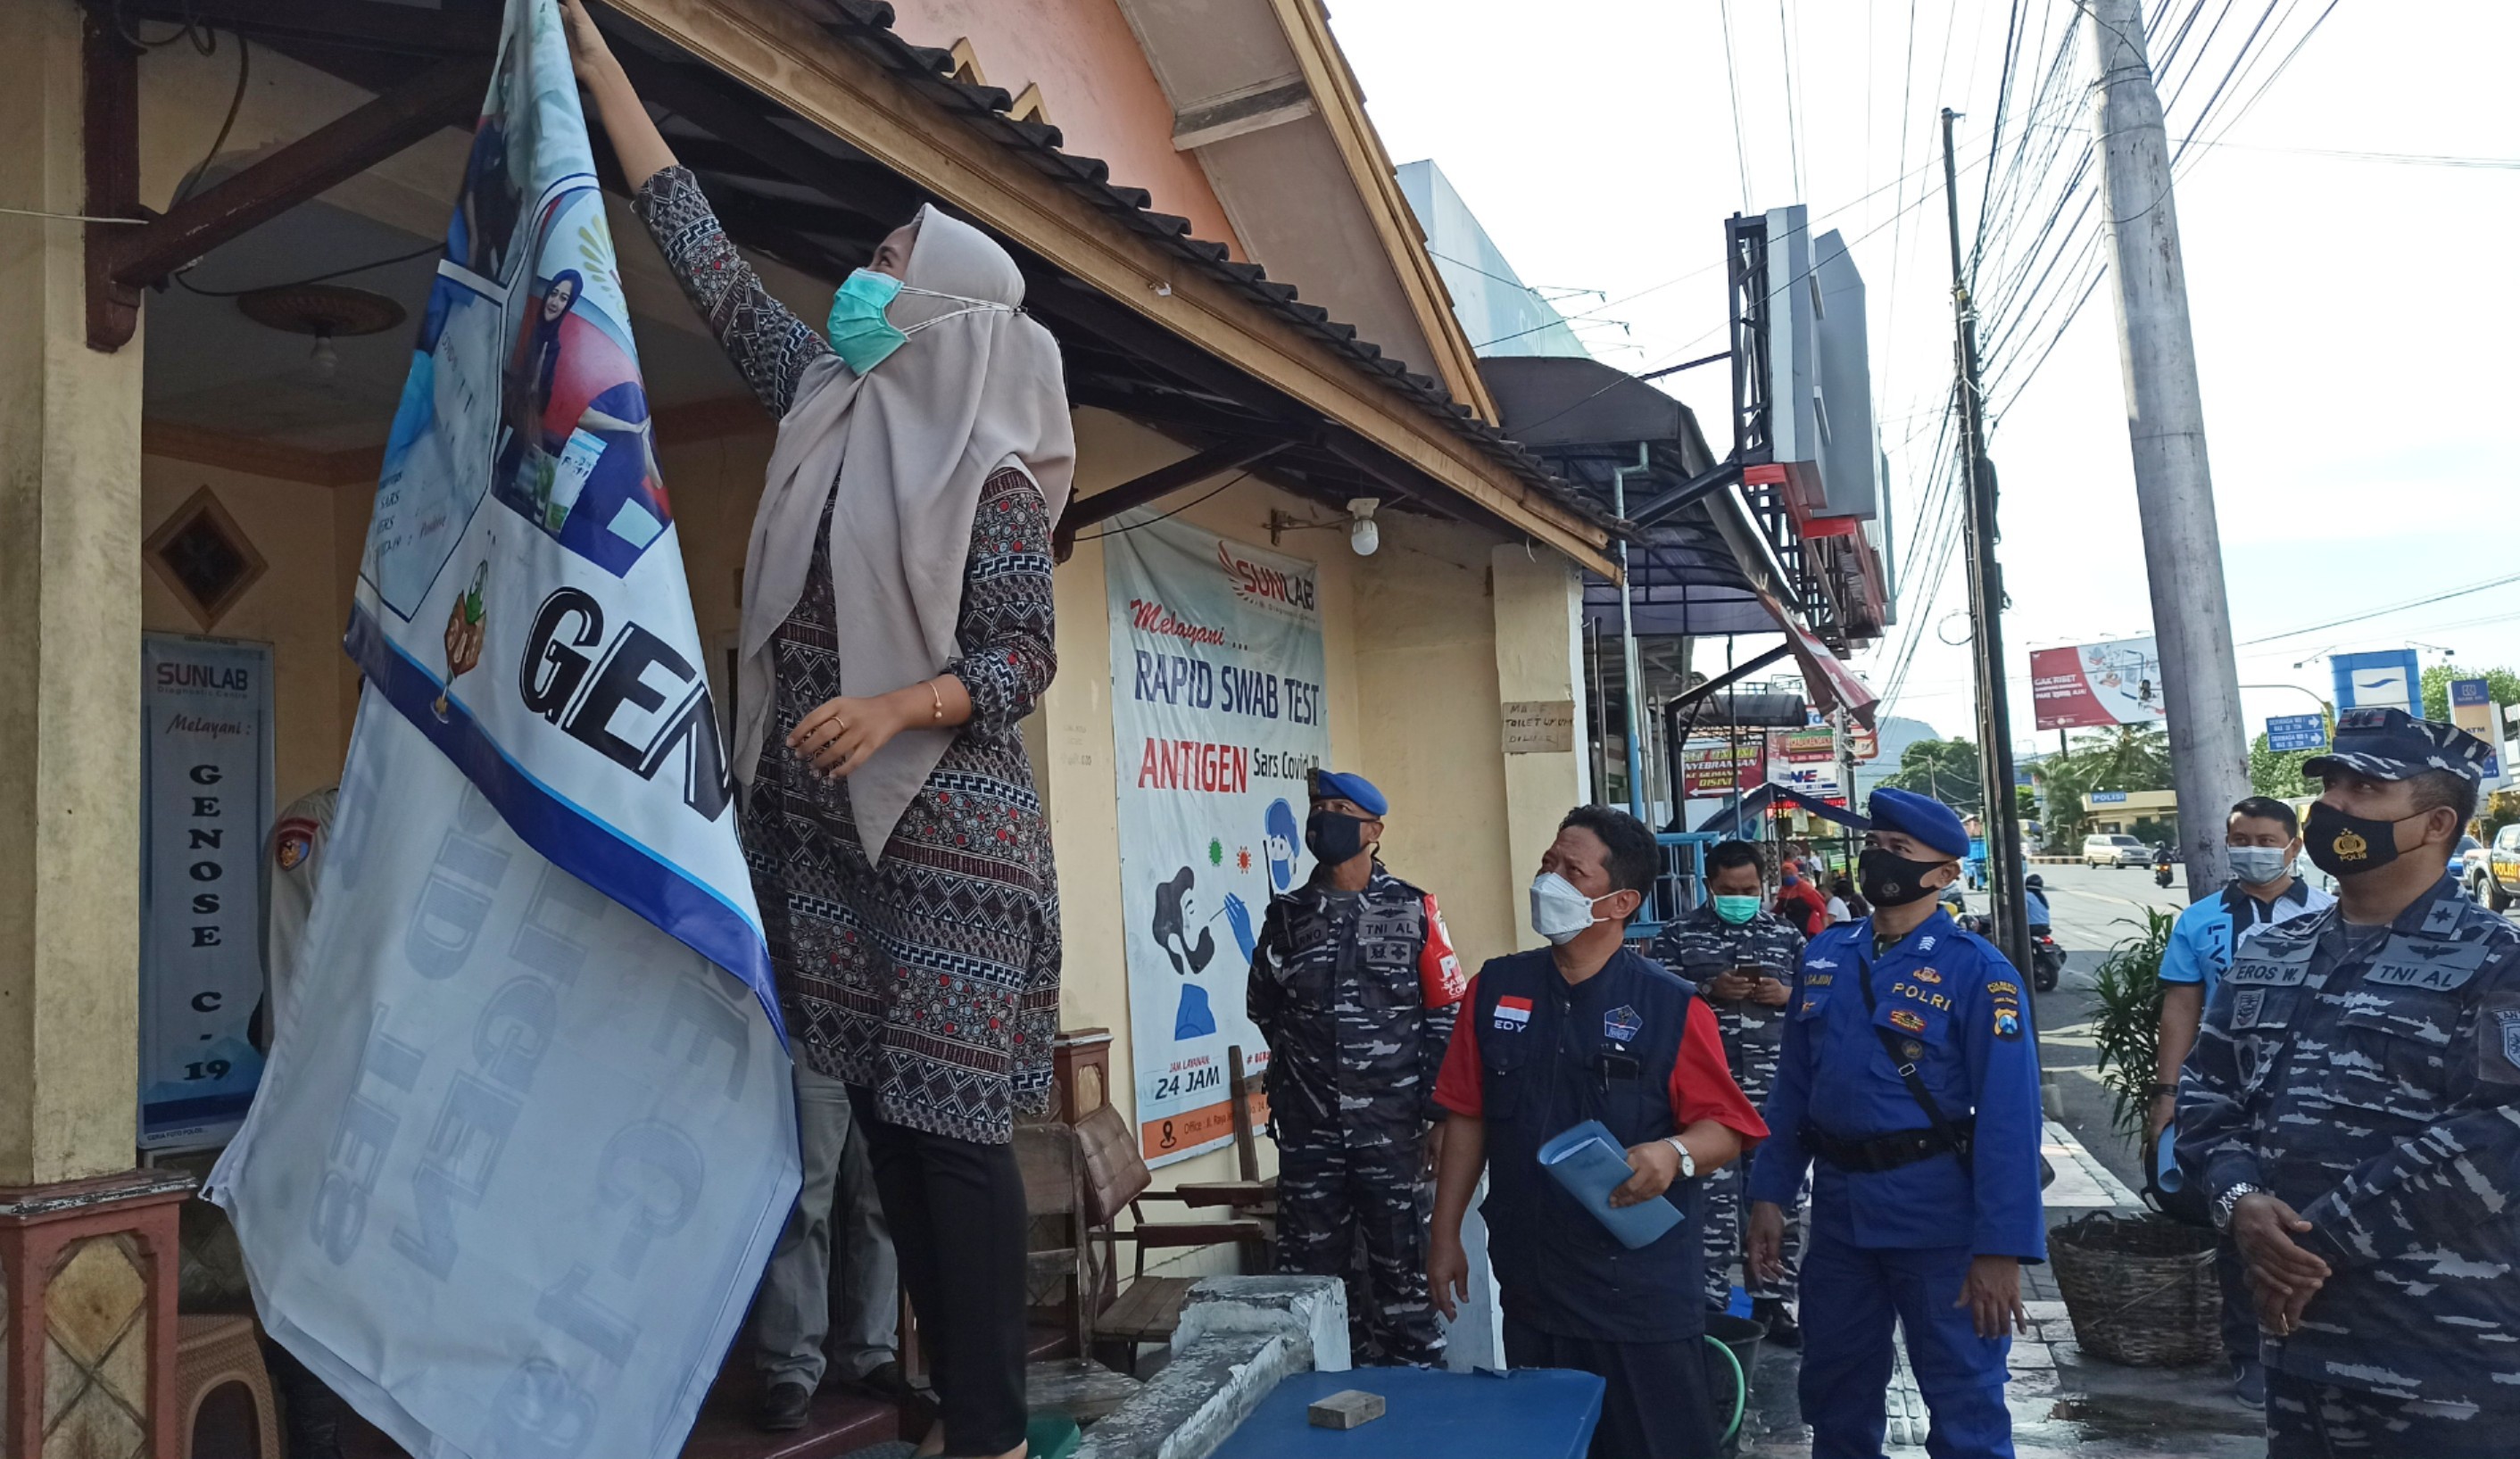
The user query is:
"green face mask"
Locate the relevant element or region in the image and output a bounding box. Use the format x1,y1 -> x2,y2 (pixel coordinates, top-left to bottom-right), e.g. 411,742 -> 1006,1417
825,268 -> 908,374
1713,894 -> 1762,925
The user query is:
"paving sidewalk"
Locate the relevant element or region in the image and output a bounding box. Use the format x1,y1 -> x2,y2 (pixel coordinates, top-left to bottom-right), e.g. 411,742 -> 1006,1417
1732,1122 -> 2267,1459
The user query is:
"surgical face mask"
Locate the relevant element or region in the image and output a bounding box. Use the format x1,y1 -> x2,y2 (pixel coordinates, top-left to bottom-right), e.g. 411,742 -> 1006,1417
1712,894 -> 1762,925
1305,809 -> 1370,866
1530,872 -> 1616,946
826,269 -> 908,373
2226,845 -> 2293,887
2305,801 -> 2433,880
825,272 -> 1014,374
1858,846 -> 1946,908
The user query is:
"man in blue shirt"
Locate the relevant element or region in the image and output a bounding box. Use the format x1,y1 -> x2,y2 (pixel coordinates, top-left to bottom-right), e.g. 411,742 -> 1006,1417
1748,788 -> 2047,1459
2022,875 -> 2051,936
2148,795 -> 2331,1404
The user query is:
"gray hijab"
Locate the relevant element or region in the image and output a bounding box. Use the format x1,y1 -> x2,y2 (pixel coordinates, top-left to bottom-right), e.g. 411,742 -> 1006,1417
734,204 -> 1075,860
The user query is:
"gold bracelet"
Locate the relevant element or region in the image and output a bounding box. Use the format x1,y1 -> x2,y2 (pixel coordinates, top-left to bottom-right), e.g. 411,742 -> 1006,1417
928,679 -> 944,723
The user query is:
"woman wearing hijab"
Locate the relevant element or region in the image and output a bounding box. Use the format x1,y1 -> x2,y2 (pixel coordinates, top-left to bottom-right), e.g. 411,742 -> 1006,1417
568,9 -> 1073,1457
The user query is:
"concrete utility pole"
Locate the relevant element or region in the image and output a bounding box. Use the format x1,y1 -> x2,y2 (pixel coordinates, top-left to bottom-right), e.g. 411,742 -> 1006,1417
1942,109 -> 2034,982
2088,0 -> 2251,900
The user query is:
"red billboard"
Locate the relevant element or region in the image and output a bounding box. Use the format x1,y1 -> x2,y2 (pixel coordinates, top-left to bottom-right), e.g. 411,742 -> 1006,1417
2031,637 -> 2167,731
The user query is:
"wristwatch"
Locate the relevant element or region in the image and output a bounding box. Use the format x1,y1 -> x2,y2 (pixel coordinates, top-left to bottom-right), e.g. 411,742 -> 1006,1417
1664,1136 -> 1697,1180
2212,1182 -> 2263,1233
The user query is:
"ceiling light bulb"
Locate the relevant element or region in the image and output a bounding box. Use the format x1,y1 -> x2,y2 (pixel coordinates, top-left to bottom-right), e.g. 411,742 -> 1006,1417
310,332 -> 339,380
1347,497 -> 1380,557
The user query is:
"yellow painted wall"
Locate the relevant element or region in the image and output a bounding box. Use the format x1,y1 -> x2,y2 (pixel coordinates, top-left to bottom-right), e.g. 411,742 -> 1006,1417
139,459 -> 352,804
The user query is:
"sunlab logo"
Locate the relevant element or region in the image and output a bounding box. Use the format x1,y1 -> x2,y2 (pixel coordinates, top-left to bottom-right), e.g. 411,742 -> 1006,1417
519,588 -> 730,819
1214,540 -> 1315,613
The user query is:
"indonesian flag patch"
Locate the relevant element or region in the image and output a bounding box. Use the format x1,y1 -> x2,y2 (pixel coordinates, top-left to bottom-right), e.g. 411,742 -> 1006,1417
1494,995 -> 1534,1032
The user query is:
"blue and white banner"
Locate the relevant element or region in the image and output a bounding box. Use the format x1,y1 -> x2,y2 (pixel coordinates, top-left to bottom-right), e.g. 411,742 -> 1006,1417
138,634 -> 273,1150
209,4 -> 796,1456
1105,515 -> 1330,1166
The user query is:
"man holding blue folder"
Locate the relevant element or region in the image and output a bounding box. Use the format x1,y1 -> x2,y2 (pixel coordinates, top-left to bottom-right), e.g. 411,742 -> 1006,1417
1747,788 -> 2047,1459
1428,805 -> 1767,1459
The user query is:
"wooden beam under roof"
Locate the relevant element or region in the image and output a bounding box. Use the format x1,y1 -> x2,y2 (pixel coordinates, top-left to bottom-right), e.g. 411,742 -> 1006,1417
89,56 -> 488,349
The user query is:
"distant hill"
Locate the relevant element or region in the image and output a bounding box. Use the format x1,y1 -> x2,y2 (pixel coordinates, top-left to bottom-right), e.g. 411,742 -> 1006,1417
1854,715 -> 1946,800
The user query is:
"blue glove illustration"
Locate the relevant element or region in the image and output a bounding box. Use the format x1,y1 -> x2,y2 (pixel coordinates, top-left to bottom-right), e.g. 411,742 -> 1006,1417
1222,892 -> 1256,962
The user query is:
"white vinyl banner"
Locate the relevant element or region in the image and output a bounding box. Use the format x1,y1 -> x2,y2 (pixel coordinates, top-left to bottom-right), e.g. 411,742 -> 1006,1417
138,634 -> 274,1150
208,5 -> 796,1456
214,696 -> 793,1459
1105,516 -> 1330,1167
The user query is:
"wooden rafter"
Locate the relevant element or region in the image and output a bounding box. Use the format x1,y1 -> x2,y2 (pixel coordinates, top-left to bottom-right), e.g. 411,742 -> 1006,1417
88,55 -> 490,350
1054,441 -> 1291,559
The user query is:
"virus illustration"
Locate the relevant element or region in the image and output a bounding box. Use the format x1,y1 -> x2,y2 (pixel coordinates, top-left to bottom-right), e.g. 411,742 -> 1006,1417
1208,838 -> 1225,867
1236,847 -> 1253,873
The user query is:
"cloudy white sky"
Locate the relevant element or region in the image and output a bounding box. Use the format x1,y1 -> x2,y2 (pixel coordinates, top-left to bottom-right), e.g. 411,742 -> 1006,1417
1326,0 -> 2520,750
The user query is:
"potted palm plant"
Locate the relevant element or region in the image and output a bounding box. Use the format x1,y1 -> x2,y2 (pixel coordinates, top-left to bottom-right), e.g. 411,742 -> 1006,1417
2048,909 -> 2222,1366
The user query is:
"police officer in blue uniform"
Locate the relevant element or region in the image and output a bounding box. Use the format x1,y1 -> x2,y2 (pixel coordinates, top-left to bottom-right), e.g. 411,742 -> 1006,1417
1748,788 -> 2048,1459
1427,806 -> 1767,1459
2177,709 -> 2517,1457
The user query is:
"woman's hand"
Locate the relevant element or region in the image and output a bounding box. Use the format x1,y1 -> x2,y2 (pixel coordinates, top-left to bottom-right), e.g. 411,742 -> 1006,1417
789,695 -> 910,780
559,0 -> 679,186
558,0 -> 618,87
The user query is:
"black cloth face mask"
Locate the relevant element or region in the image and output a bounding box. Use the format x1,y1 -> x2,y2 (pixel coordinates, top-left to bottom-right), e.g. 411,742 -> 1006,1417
1305,809 -> 1370,866
2305,800 -> 2425,880
1859,846 -> 1947,908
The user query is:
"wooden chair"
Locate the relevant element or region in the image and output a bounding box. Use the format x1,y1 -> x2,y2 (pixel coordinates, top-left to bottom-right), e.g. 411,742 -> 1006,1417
176,1314 -> 280,1459
1075,1103 -> 1271,1373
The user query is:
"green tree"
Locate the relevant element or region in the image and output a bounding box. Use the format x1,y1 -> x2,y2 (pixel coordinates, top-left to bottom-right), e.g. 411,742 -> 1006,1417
2419,663 -> 2520,722
1883,738 -> 1983,814
2014,784 -> 2041,824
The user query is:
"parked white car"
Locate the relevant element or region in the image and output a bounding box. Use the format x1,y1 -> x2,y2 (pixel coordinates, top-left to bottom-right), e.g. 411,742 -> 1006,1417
2083,833 -> 2150,868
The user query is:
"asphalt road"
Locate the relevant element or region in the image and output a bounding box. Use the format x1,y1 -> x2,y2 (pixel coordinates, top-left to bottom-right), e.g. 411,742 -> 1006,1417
1947,862 -> 2193,1194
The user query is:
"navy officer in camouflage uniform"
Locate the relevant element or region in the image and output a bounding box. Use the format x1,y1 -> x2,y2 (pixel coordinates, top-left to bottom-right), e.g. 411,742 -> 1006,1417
1248,767 -> 1465,1364
2178,709 -> 2517,1457
1653,838 -> 1808,1339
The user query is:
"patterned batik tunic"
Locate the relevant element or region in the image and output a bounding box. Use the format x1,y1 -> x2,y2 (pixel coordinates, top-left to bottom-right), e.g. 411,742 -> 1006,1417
636,165 -> 1061,1145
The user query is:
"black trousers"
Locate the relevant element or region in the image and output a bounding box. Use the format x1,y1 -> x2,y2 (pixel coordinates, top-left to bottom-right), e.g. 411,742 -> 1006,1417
1505,1315 -> 1716,1459
848,1086 -> 1027,1456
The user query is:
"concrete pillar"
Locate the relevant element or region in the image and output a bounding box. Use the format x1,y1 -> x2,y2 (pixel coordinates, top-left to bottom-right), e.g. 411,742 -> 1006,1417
0,8 -> 186,1459
1489,544 -> 1590,949
0,0 -> 146,1190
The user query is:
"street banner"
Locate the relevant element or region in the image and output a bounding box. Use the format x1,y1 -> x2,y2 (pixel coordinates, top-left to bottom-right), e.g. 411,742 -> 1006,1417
2265,713 -> 2328,753
2330,650 -> 2419,716
1106,516 -> 1329,1165
2450,679 -> 2503,778
1765,728 -> 1844,807
1682,735 -> 1768,797
2030,637 -> 2165,730
139,634 -> 274,1150
208,6 -> 797,1457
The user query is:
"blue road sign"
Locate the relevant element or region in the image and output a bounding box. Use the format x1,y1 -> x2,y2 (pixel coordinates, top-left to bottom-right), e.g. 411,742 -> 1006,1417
2267,713 -> 2329,753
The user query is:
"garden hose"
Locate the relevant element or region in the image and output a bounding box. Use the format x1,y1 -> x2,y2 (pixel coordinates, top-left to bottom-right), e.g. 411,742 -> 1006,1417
1705,1331 -> 1746,1443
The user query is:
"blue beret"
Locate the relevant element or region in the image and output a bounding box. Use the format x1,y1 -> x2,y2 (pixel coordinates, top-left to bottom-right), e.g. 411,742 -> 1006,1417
2304,707 -> 2494,785
1867,787 -> 1969,858
1308,768 -> 1388,817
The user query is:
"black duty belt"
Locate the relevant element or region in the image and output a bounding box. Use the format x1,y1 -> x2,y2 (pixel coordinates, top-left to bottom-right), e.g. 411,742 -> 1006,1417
1802,1116 -> 1977,1173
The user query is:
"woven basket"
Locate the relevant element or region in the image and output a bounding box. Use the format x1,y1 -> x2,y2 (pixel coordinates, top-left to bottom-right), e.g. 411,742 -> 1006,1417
2049,1212 -> 2222,1367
